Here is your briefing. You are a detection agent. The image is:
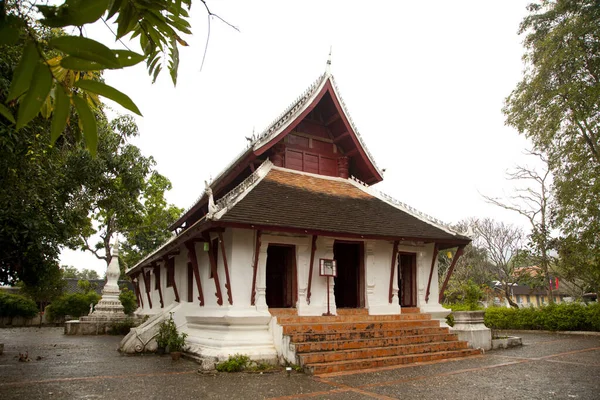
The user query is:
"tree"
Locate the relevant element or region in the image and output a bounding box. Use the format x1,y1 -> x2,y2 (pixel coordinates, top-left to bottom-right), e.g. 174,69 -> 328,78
438,219 -> 494,304
0,30 -> 95,286
19,263 -> 65,310
120,172 -> 183,274
1,0 -> 235,153
474,218 -> 526,308
483,151 -> 556,303
504,0 -> 600,296
61,266 -> 100,280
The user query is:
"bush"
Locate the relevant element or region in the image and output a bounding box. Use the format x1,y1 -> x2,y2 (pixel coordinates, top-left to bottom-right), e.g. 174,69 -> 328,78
108,318 -> 137,335
484,302 -> 600,332
216,354 -> 251,372
119,287 -> 138,315
0,291 -> 39,319
46,292 -> 100,321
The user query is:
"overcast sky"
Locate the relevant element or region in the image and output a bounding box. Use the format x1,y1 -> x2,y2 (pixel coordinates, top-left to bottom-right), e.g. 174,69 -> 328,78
60,0 -> 539,275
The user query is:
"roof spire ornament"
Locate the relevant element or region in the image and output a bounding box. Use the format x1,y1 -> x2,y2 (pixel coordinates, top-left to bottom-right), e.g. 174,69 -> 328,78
205,181 -> 217,218
325,47 -> 332,75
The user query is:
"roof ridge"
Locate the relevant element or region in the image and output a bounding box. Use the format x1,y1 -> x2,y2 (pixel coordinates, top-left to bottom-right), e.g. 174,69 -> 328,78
347,175 -> 461,237
212,159 -> 274,220
253,73 -> 327,149
329,76 -> 382,176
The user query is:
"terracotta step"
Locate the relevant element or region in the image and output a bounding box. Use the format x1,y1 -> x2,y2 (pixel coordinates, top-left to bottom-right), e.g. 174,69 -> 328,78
305,349 -> 482,375
276,312 -> 431,325
289,326 -> 451,343
298,341 -> 469,365
293,333 -> 459,353
269,308 -> 298,316
335,308 -> 370,315
281,319 -> 439,335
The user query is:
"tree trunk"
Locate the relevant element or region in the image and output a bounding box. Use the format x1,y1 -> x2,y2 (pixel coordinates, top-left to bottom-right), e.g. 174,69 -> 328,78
504,286 -> 519,309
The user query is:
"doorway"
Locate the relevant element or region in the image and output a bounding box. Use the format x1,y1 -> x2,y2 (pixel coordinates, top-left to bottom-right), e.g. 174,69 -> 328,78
333,241 -> 364,308
265,245 -> 297,308
398,253 -> 417,307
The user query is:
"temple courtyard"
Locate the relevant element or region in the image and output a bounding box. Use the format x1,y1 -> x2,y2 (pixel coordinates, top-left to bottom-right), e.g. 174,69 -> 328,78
0,327 -> 599,399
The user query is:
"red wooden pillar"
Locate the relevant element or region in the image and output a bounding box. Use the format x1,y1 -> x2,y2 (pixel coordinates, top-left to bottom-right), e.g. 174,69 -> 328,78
250,230 -> 262,305
272,143 -> 286,167
218,232 -> 233,305
153,262 -> 164,308
388,240 -> 399,304
132,272 -> 143,308
337,156 -> 349,179
185,241 -> 205,306
425,244 -> 439,303
163,255 -> 180,303
306,235 -> 317,305
143,268 -> 153,309
439,246 -> 465,304
203,233 -> 223,306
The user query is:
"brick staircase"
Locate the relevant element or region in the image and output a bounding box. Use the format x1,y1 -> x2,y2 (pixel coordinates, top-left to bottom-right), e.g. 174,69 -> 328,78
271,308 -> 481,375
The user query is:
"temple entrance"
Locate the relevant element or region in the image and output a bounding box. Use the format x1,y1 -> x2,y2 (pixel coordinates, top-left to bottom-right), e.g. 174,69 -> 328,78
266,245 -> 297,308
398,253 -> 417,307
333,241 -> 364,308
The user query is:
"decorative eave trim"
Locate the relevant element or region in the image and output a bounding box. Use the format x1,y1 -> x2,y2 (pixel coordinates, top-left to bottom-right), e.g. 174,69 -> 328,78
252,74 -> 328,150
211,160 -> 274,220
329,76 -> 383,178
346,175 -> 468,239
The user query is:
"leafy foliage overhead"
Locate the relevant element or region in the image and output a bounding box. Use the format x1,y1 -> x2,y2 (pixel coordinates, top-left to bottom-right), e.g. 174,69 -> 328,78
1,0 -> 198,153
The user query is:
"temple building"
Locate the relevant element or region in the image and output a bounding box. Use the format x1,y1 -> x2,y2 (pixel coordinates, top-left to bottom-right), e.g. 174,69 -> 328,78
121,63 -> 477,374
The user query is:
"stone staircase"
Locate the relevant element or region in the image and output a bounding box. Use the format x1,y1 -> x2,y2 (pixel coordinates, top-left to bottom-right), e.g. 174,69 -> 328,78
271,308 -> 481,375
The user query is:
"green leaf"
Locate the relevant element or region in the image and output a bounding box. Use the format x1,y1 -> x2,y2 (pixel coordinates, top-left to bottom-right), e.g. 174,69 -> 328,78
50,36 -> 120,69
0,20 -> 20,46
74,80 -> 142,116
107,0 -> 124,20
113,50 -> 145,67
72,95 -> 97,156
0,103 -> 16,124
7,41 -> 40,101
51,86 -> 70,144
16,63 -> 53,130
38,0 -> 110,27
60,56 -> 105,71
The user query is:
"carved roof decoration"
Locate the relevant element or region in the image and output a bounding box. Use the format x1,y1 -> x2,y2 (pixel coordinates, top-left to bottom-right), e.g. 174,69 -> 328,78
169,68 -> 383,231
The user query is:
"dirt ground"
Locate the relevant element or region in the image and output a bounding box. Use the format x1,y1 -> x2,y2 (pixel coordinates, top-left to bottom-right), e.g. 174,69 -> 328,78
1,327 -> 599,399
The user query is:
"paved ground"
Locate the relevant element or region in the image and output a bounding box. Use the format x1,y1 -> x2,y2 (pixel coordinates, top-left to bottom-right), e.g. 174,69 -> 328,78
0,328 -> 599,399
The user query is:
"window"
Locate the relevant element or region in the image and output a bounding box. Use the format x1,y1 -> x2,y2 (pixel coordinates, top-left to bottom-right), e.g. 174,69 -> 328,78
516,295 -> 522,304
526,295 -> 531,303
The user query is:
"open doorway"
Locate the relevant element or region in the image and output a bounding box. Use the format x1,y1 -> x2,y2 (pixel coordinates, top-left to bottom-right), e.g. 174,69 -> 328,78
333,241 -> 364,308
265,245 -> 297,308
398,253 -> 417,307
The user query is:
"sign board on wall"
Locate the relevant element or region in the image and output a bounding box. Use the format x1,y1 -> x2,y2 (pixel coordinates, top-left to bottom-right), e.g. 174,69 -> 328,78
319,259 -> 337,277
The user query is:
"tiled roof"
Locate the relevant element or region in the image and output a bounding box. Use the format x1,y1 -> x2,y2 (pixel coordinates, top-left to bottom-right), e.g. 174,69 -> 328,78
219,169 -> 469,243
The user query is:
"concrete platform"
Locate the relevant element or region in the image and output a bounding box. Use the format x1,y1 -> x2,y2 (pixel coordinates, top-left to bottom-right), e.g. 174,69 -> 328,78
0,328 -> 599,399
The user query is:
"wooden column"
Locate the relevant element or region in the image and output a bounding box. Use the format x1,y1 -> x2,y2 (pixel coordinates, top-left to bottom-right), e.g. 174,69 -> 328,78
250,230 -> 262,305
218,232 -> 233,305
143,269 -> 153,309
185,241 -> 205,306
439,245 -> 465,304
132,272 -> 143,308
388,240 -> 399,304
204,233 -> 223,306
163,255 -> 180,303
337,156 -> 349,179
306,235 -> 318,305
153,262 -> 164,308
425,244 -> 439,303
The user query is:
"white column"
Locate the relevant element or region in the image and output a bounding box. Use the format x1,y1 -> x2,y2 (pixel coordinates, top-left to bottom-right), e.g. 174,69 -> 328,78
255,245 -> 269,313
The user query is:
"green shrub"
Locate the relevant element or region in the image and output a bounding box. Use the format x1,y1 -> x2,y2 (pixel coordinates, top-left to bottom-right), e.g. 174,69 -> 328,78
119,287 -> 138,315
108,318 -> 137,335
46,292 -> 100,321
0,291 -> 39,319
216,354 -> 251,372
484,302 -> 600,332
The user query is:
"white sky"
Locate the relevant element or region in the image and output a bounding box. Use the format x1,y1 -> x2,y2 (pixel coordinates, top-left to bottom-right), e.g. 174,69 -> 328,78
60,0 -> 539,275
